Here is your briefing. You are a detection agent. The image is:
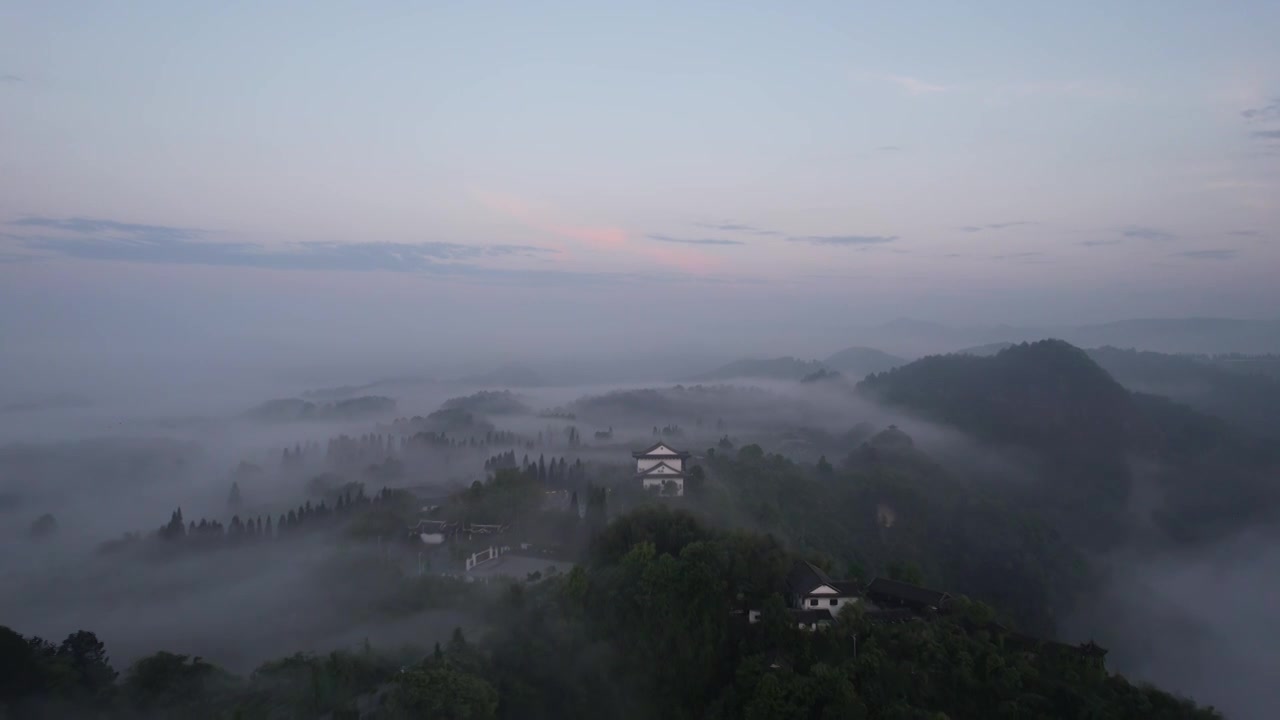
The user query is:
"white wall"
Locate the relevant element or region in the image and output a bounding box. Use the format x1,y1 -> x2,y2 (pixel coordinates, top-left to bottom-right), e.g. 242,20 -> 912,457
798,594 -> 861,615
642,476 -> 684,496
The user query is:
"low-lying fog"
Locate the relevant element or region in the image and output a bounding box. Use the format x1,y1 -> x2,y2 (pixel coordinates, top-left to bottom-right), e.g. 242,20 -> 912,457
2,356 -> 1277,718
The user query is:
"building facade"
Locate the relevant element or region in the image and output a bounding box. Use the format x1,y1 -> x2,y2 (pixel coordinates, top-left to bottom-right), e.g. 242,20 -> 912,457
632,441 -> 690,496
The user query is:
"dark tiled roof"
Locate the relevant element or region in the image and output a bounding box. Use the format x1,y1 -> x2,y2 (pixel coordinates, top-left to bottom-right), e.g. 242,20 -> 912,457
830,580 -> 863,595
632,442 -> 691,459
866,577 -> 951,608
790,608 -> 834,624
786,561 -> 834,595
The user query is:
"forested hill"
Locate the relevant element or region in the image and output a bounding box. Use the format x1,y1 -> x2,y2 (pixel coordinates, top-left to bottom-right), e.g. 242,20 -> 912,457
857,340 -> 1280,545
0,509 -> 1221,720
1086,346 -> 1280,439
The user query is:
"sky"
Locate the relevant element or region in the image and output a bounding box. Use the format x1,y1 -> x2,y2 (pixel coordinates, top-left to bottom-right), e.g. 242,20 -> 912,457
2,1 -> 1280,383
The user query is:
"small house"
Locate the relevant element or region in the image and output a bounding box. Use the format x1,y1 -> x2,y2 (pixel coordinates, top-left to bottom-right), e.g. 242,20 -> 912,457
633,441 -> 691,496
786,561 -> 863,616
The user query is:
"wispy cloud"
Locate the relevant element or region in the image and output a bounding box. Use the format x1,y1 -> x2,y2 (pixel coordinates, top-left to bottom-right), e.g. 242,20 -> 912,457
876,145 -> 903,152
1241,98 -> 1280,121
646,233 -> 745,246
1079,239 -> 1123,247
1173,249 -> 1237,261
959,221 -> 1035,233
1121,225 -> 1177,242
1227,230 -> 1259,237
693,221 -> 782,236
1252,130 -> 1280,140
0,74 -> 22,84
789,234 -> 898,246
883,74 -> 949,96
12,216 -> 205,241
6,216 -> 556,274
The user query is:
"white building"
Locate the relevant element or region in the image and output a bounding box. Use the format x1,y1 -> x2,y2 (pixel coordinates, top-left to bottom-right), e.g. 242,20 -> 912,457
785,561 -> 862,616
408,519 -> 457,545
632,441 -> 690,496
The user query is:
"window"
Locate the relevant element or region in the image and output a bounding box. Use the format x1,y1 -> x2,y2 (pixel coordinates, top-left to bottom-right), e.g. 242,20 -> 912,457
830,599 -> 838,606
809,598 -> 818,606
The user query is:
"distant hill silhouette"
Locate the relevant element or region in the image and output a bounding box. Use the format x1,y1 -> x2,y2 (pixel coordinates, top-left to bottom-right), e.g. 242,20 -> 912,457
823,346 -> 907,376
689,356 -> 826,381
245,396 -> 396,422
441,390 -> 531,415
1086,346 -> 1280,439
847,317 -> 1280,357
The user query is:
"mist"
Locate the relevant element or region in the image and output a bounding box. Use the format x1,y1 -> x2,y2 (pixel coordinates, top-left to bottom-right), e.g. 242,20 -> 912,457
4,2 -> 1280,716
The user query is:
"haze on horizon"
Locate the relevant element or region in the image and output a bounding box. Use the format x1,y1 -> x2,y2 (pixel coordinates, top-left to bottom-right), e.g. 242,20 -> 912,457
3,1 -> 1279,389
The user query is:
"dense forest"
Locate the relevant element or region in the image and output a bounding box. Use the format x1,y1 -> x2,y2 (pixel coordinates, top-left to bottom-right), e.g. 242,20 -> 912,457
0,508 -> 1220,719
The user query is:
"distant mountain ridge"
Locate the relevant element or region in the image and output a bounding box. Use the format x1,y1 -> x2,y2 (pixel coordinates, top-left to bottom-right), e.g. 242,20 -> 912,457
688,356 -> 827,381
853,317 -> 1280,357
245,395 -> 396,422
691,346 -> 906,382
823,346 -> 908,376
1085,346 -> 1280,438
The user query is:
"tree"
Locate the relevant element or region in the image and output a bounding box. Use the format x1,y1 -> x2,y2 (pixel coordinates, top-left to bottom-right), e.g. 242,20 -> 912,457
686,465 -> 707,496
383,666 -> 498,720
58,630 -> 117,698
227,482 -> 243,511
0,625 -> 47,703
123,651 -> 230,717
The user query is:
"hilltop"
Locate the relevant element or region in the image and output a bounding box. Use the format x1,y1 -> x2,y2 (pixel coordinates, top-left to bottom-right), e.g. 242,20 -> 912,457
857,340 -> 1280,545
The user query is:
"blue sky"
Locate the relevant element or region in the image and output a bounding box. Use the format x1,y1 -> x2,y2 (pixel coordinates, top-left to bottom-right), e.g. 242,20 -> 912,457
2,1 -> 1279,376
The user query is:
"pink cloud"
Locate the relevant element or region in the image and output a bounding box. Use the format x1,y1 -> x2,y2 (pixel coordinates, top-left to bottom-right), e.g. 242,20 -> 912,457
471,190 -> 626,250
470,188 -> 722,274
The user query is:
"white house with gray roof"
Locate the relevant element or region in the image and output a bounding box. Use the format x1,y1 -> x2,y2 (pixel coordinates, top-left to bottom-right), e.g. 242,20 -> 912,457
632,441 -> 690,496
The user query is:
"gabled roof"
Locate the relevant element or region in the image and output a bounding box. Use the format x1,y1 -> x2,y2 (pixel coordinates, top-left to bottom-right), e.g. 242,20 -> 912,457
408,519 -> 456,532
637,461 -> 685,477
632,441 -> 691,459
786,561 -> 834,596
866,577 -> 951,608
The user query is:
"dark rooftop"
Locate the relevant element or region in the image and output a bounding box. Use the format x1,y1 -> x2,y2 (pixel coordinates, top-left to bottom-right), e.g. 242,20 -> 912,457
786,561 -> 834,596
866,577 -> 951,608
632,441 -> 691,459
830,580 -> 863,595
